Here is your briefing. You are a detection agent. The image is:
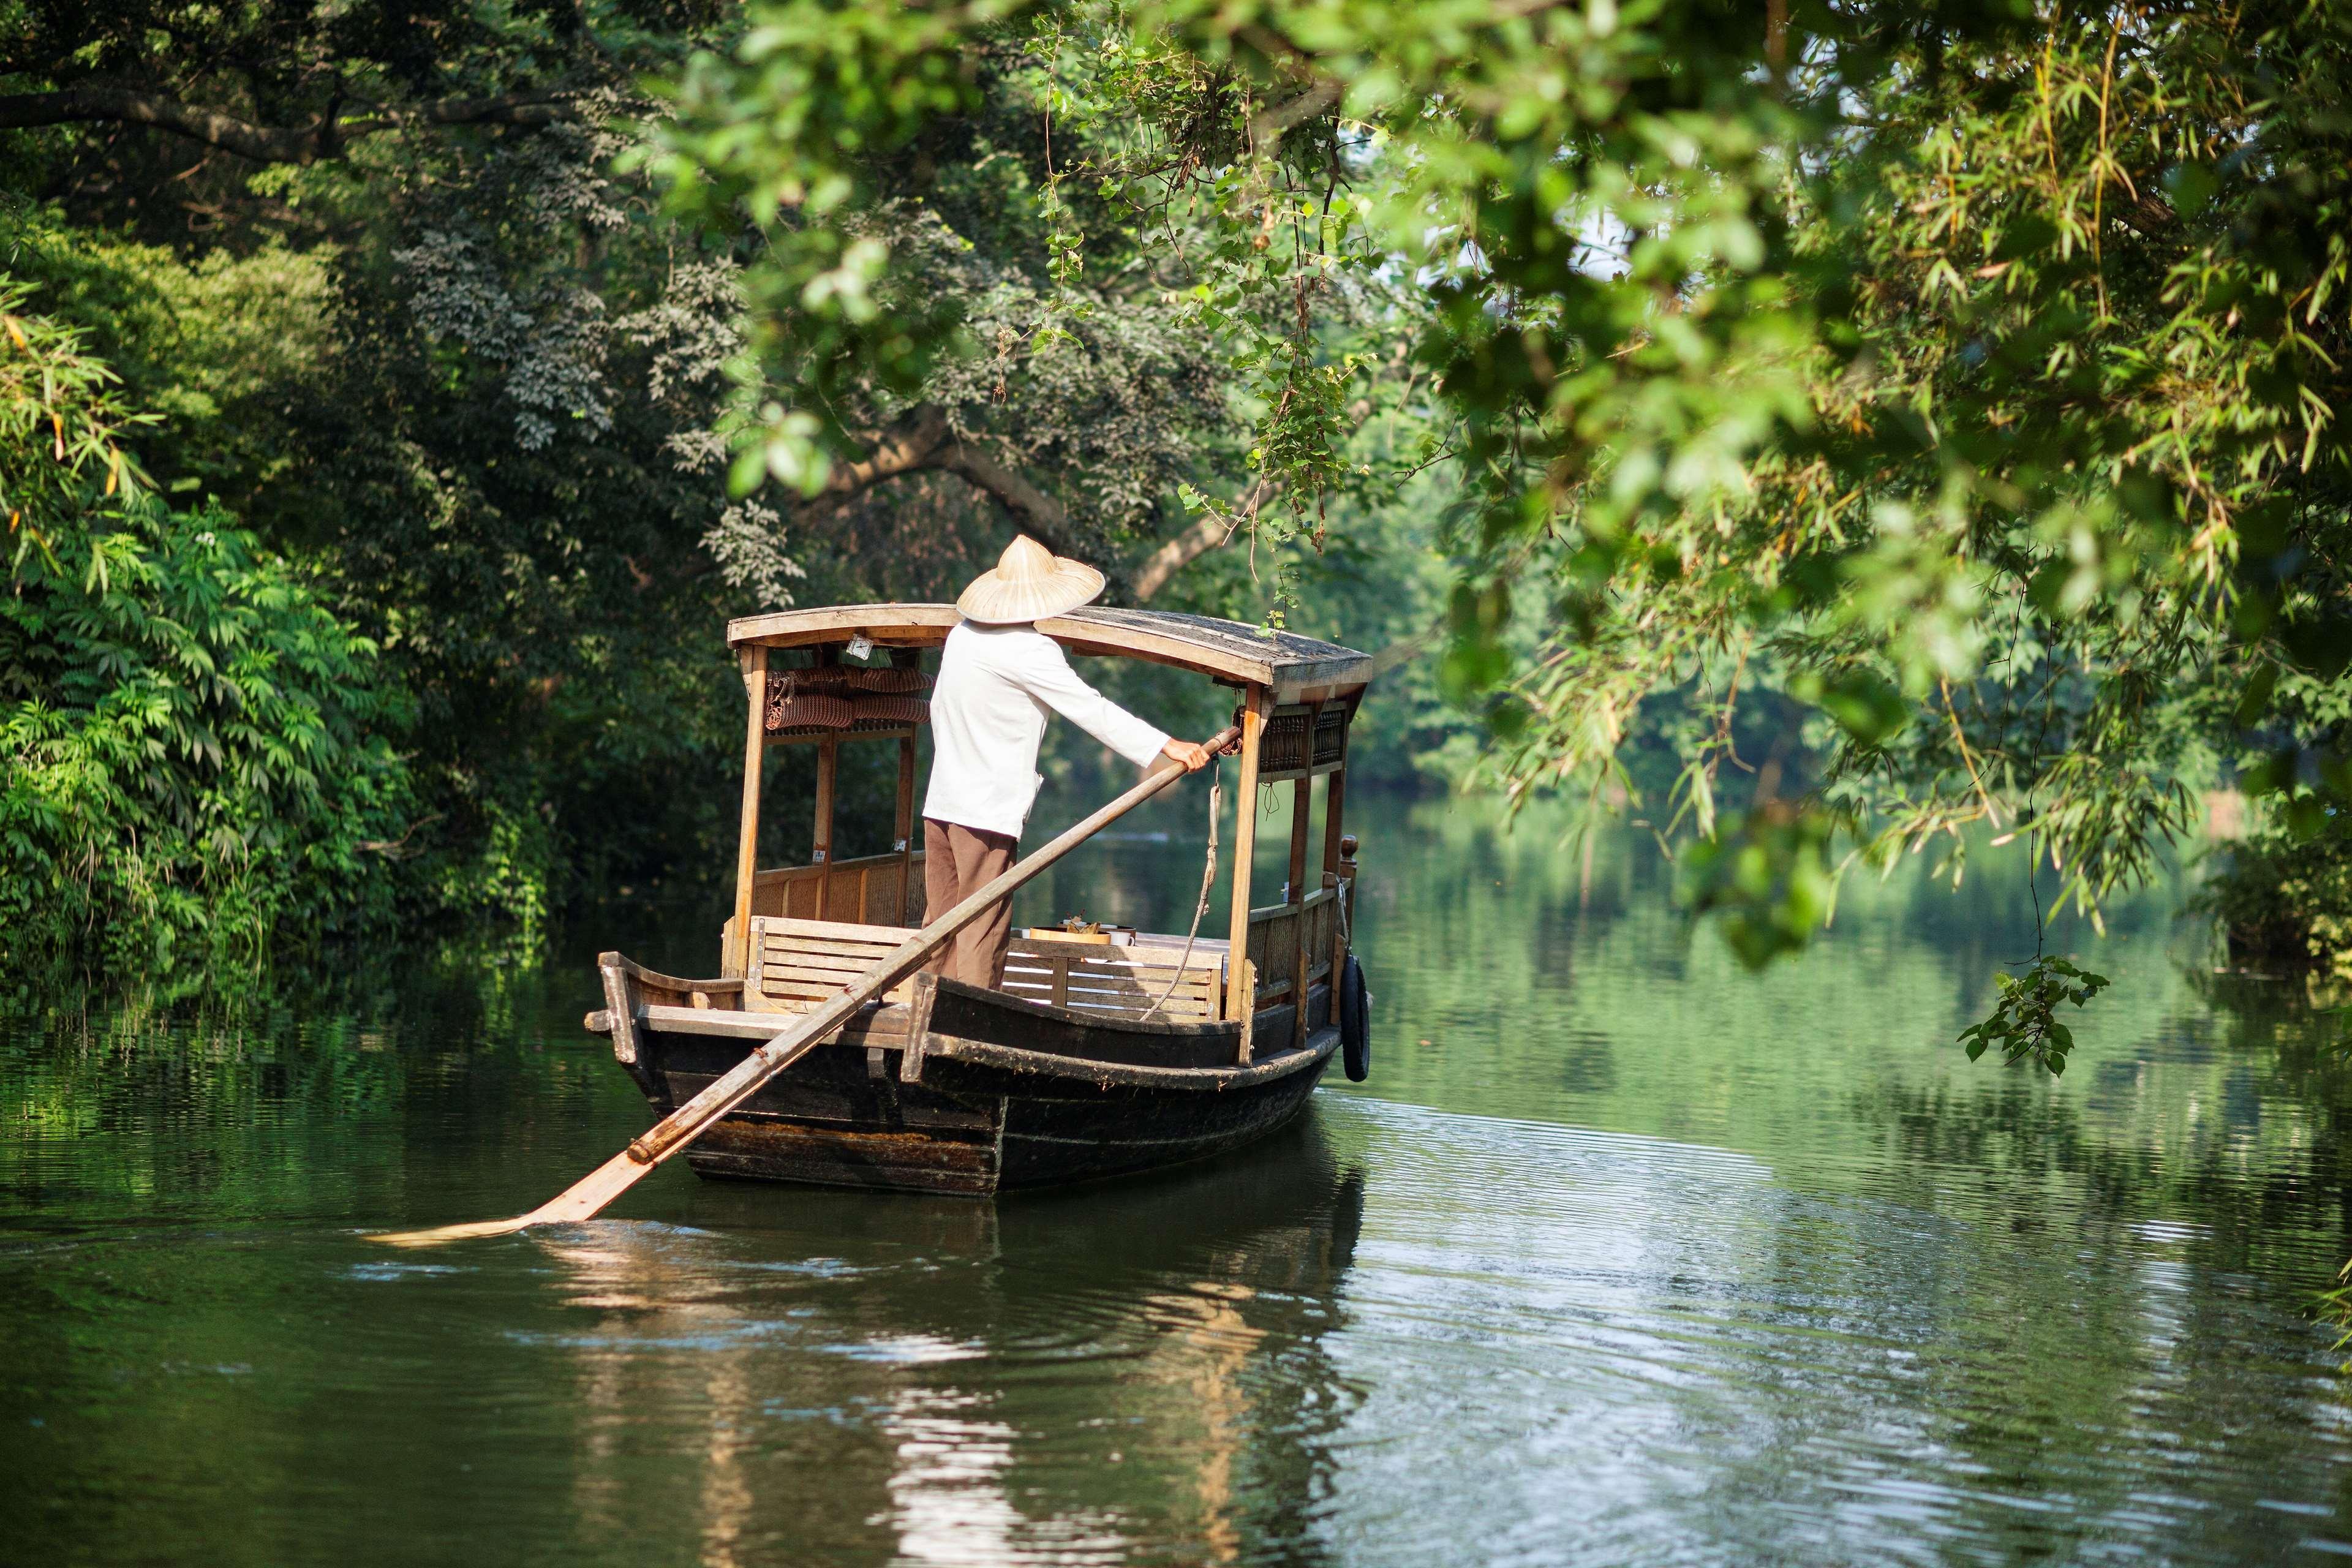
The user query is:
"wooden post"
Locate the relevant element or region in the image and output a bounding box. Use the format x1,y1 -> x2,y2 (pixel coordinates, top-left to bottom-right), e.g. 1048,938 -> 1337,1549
1236,959 -> 1259,1065
729,644 -> 769,978
1289,772 -> 1313,1047
1224,685 -> 1267,1027
895,732 -> 918,925
809,647 -> 841,920
1335,831 -> 1359,995
1322,749 -> 1348,883
813,737 -> 838,864
1287,777 -> 1312,901
1325,717 -> 1351,990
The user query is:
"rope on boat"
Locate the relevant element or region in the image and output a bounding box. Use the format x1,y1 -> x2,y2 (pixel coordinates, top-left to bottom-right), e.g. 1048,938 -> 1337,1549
1144,759 -> 1221,1020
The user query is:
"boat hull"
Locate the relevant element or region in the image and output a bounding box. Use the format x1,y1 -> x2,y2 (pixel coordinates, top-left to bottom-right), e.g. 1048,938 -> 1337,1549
594,959 -> 1335,1197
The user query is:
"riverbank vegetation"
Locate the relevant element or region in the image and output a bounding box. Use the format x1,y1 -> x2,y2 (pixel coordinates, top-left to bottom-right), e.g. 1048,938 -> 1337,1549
3,1 -> 2348,989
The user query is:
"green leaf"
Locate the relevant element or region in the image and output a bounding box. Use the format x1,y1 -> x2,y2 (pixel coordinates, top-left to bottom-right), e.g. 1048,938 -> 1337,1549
1814,671 -> 1910,747
1991,213 -> 2059,262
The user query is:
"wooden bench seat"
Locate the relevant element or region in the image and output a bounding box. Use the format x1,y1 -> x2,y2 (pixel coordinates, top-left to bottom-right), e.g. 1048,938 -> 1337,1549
745,916 -> 1223,1023
1001,933 -> 1222,1022
747,916 -> 916,1013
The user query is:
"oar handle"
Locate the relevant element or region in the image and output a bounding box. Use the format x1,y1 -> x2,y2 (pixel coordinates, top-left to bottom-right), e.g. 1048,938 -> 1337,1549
624,723 -> 1243,1167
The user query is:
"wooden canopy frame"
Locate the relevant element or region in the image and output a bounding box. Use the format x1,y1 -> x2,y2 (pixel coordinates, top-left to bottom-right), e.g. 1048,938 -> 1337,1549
726,603 -> 1373,704
723,605 -> 1371,1049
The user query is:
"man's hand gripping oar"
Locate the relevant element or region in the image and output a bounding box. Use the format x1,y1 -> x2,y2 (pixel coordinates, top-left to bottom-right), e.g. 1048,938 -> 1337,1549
369,724 -> 1240,1248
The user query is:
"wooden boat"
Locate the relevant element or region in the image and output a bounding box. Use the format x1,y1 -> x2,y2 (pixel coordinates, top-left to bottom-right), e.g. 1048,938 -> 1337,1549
586,603 -> 1378,1196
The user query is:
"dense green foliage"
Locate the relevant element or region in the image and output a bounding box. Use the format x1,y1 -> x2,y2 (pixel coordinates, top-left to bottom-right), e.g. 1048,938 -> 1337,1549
0,499 -> 413,965
2201,658 -> 2352,975
1,284 -> 412,965
638,0 -> 2352,978
0,1 -> 1494,968
5,1 -> 2350,1003
2206,820 -> 2352,980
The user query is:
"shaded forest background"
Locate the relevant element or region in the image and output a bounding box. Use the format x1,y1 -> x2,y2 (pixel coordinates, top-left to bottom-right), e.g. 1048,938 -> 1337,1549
0,2 -> 1482,970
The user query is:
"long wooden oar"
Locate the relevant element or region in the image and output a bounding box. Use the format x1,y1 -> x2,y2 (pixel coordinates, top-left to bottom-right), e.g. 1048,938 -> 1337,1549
370,724 -> 1240,1248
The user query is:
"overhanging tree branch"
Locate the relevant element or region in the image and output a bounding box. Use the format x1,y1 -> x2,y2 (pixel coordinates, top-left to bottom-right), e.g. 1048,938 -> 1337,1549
1130,479 -> 1272,601
811,402 -> 1084,562
1248,79 -> 1342,145
932,435 -> 1082,561
815,403 -> 953,497
1131,515 -> 1229,602
0,86 -> 575,164
807,402 -> 1262,597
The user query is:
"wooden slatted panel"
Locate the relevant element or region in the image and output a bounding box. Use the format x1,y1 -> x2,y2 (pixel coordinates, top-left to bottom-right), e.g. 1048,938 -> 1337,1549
1306,892 -> 1337,982
818,867 -> 859,924
752,917 -> 1220,1021
997,957 -> 1219,1002
1000,938 -> 1219,1021
1245,886 -> 1338,1004
754,916 -> 914,1013
752,851 -> 924,927
1246,908 -> 1298,1000
1008,936 -> 1223,984
996,972 -> 1219,1012
859,861 -> 911,926
1311,705 -> 1348,767
1259,706 -> 1316,772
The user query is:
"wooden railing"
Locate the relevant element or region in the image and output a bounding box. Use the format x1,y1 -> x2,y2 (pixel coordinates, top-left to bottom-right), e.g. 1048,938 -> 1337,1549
733,869 -> 1341,1031
751,849 -> 924,927
1246,884 -> 1340,1009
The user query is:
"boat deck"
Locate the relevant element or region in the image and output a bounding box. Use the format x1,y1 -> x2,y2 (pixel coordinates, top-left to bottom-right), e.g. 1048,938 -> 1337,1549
588,959 -> 1338,1195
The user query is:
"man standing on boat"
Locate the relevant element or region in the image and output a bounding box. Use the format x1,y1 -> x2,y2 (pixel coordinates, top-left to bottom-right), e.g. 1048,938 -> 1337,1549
922,535 -> 1215,990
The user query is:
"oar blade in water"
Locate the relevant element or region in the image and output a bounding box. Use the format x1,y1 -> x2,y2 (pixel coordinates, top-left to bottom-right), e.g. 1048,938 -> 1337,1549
367,1215 -> 537,1248
365,734 -> 1236,1250
368,1147 -> 650,1249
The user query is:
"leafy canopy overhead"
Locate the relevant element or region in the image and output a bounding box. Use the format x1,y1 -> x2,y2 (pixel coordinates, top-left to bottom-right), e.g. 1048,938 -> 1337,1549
644,0 -> 2352,990
1,0 -> 1305,950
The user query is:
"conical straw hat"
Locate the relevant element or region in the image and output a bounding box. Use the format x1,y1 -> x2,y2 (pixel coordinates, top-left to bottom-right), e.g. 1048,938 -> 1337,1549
956,535 -> 1106,624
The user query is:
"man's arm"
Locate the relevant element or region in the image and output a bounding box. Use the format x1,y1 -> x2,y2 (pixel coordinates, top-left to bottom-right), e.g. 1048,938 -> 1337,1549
1012,639 -> 1174,769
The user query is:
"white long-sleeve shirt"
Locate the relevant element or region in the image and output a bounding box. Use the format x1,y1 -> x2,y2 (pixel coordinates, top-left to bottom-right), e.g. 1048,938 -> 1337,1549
921,620 -> 1170,837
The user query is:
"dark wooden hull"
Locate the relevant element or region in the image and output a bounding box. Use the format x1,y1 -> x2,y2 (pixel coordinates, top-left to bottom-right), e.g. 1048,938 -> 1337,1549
594,960 -> 1335,1197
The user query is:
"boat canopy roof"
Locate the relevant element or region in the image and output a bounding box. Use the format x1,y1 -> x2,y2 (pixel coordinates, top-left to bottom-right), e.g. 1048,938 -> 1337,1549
726,603 -> 1373,701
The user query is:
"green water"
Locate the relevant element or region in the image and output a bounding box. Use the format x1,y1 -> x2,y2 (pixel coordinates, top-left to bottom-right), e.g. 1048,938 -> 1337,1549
8,792 -> 2352,1566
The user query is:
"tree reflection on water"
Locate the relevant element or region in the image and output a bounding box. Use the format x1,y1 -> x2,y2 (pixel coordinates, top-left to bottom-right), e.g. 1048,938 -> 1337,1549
529,1123 -> 1367,1564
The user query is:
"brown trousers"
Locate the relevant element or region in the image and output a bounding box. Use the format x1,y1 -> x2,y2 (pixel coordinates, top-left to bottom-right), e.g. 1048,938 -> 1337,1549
921,818 -> 1019,989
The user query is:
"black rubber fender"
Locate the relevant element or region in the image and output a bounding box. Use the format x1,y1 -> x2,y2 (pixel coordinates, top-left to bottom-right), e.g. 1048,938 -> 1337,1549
1338,954 -> 1371,1082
